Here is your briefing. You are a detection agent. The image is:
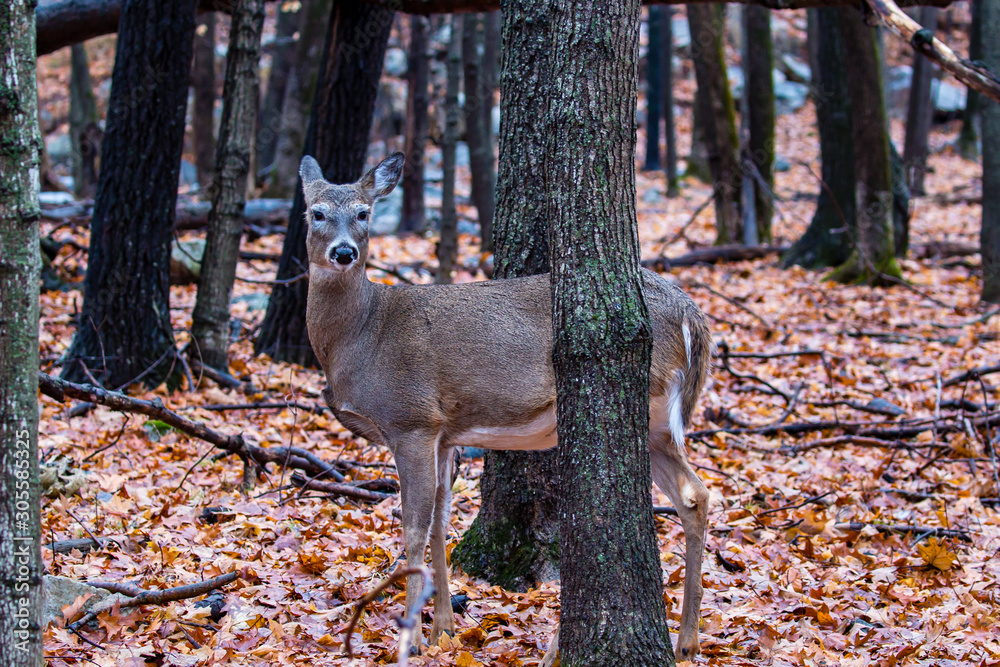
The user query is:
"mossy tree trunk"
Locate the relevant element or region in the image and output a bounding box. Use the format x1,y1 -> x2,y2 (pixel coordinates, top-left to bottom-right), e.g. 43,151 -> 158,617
826,7 -> 901,284
982,0 -> 1000,303
191,0 -> 266,371
254,2 -> 393,366
0,4 -> 42,665
463,12 -> 496,251
688,4 -> 742,244
400,14 -> 430,234
784,8 -> 856,269
744,4 -> 775,243
192,12 -> 217,194
62,0 -> 199,389
451,0 -> 562,591
437,16 -> 461,284
902,7 -> 939,196
546,0 -> 674,663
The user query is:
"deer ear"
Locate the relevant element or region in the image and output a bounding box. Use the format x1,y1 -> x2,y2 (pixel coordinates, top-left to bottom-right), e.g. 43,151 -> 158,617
300,156 -> 325,189
360,152 -> 405,200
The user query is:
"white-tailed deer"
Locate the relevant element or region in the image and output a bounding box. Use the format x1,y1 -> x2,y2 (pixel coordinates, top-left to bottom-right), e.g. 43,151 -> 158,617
302,153 -> 713,659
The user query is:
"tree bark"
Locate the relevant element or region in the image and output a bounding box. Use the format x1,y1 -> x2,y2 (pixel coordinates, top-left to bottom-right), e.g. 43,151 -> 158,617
686,82 -> 712,183
546,0 -> 674,663
958,0 -> 982,160
903,7 -> 939,195
0,3 -> 43,665
688,4 -> 742,243
645,7 -> 663,171
69,43 -> 100,199
982,0 -> 1000,302
254,2 -> 393,366
400,14 -> 430,234
744,4 -> 775,242
256,2 -> 301,183
451,0 -> 561,591
191,0 -> 266,371
463,13 -> 497,251
192,12 -> 218,195
266,0 -> 334,197
438,16 -> 461,284
663,7 -> 679,196
826,6 -> 901,284
784,8 -> 856,268
62,0 -> 199,389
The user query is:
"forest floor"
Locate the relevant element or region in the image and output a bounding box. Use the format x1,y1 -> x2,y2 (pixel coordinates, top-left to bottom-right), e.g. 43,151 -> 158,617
36,8 -> 1000,667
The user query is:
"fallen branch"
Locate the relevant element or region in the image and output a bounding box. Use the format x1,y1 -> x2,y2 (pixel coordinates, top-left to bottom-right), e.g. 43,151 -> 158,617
942,363 -> 1000,388
38,373 -> 348,488
289,472 -> 393,503
68,572 -> 240,633
641,244 -> 789,272
835,522 -> 972,542
867,0 -> 1000,104
196,401 -> 327,413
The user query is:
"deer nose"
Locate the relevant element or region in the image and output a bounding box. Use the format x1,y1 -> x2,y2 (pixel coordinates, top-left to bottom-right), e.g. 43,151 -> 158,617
332,245 -> 358,265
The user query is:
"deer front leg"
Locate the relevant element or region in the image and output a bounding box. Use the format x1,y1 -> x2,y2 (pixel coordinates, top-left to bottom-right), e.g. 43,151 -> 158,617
394,436 -> 438,651
429,447 -> 455,643
650,443 -> 709,660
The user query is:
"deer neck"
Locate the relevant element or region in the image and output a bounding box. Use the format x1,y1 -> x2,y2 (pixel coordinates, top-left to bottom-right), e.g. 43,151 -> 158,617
306,264 -> 380,369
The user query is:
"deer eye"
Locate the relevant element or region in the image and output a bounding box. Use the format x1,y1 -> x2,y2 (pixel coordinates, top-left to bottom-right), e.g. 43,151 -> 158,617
357,210 -> 368,222
313,209 -> 325,221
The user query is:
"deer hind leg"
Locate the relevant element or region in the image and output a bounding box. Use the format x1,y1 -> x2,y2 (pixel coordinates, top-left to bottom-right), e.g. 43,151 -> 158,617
429,445 -> 455,643
649,433 -> 709,660
393,433 -> 439,650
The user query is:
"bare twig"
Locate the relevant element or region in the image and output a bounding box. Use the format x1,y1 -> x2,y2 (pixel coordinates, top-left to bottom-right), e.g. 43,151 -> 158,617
654,190 -> 715,249
345,566 -> 434,664
756,491 -> 835,518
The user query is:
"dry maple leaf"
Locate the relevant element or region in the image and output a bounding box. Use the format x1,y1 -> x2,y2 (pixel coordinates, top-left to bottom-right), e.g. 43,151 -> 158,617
917,537 -> 957,571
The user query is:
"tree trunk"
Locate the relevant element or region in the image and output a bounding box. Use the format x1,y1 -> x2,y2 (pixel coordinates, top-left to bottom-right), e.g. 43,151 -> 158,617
192,12 -> 218,195
451,0 -> 561,591
783,7 -> 856,269
958,0 -> 982,160
256,1 -> 300,184
69,43 -> 100,199
463,13 -> 497,252
0,4 -> 42,665
482,10 -> 500,136
903,7 -> 939,195
688,4 -> 742,244
254,2 -> 393,367
744,4 -> 775,243
546,0 -> 674,663
401,14 -> 430,234
191,0 -> 266,371
438,16 -> 461,284
982,0 -> 1000,302
686,83 -> 712,183
62,0 -> 199,389
266,0 -> 334,198
663,8 -> 679,196
645,7 -> 663,171
826,7 -> 901,284
890,140 -> 911,257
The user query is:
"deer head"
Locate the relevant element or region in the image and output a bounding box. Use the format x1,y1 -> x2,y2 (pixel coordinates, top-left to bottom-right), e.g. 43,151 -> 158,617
299,152 -> 405,276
